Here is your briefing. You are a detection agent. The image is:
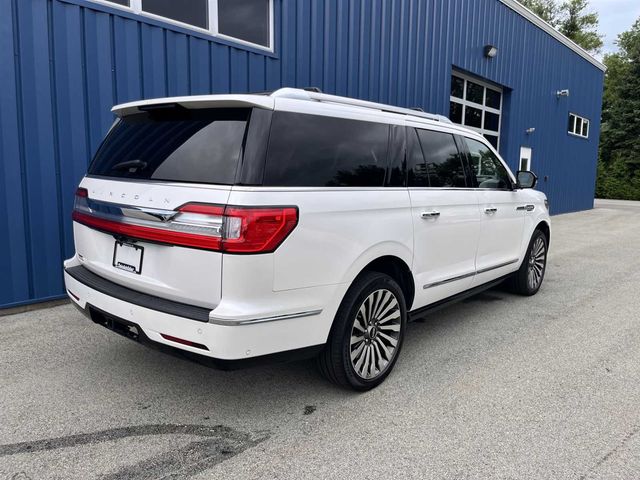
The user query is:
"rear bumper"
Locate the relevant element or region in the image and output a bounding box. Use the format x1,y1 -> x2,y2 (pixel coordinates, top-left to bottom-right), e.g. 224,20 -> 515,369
64,264 -> 331,362
71,302 -> 322,369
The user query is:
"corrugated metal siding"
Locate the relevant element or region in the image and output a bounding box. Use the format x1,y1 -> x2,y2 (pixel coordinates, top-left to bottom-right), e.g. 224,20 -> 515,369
0,0 -> 604,308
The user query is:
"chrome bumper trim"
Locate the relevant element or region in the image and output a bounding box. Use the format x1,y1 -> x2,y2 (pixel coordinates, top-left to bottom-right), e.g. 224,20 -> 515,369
209,309 -> 323,326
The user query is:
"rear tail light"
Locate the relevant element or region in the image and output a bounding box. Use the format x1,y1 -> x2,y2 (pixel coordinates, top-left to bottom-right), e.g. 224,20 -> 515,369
72,189 -> 298,254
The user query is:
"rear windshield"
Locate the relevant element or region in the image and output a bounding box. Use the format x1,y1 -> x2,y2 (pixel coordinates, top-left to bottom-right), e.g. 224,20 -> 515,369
89,107 -> 250,185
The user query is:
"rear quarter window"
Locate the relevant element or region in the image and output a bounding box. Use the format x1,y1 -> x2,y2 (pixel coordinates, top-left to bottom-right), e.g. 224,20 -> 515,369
89,107 -> 250,185
263,112 -> 390,187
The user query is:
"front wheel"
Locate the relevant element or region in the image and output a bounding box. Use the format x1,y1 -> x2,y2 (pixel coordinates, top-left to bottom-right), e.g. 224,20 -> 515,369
508,229 -> 548,296
317,271 -> 407,391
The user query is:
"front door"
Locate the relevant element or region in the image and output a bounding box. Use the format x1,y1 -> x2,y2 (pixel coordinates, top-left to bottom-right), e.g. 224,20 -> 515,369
407,125 -> 481,310
463,137 -> 525,285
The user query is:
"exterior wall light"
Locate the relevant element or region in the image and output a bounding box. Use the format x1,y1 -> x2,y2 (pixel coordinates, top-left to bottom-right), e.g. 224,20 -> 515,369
556,89 -> 570,98
484,45 -> 498,58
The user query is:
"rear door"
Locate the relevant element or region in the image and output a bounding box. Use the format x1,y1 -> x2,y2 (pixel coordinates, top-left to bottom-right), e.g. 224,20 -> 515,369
407,125 -> 481,310
73,106 -> 254,308
462,136 -> 525,284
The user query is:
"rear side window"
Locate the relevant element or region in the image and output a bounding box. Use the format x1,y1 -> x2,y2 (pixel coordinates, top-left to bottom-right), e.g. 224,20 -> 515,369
89,108 -> 250,185
263,112 -> 390,187
412,128 -> 467,188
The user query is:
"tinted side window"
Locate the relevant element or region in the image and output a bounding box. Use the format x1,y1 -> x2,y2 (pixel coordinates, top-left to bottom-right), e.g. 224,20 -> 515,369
407,128 -> 429,187
263,112 -> 390,187
386,125 -> 407,187
415,129 -> 467,188
465,138 -> 512,189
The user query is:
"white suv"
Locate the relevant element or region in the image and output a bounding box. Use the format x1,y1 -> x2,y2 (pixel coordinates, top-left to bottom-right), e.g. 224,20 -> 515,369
64,88 -> 550,390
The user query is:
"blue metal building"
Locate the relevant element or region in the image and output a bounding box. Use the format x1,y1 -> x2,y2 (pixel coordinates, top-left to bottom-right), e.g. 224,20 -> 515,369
0,0 -> 605,309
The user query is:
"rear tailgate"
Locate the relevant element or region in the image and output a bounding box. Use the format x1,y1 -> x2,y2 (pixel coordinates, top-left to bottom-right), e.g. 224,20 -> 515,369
71,105 -> 254,309
74,178 -> 230,309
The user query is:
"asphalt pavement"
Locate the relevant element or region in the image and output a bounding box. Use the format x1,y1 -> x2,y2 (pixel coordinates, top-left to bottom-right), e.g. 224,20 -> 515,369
1,200 -> 639,479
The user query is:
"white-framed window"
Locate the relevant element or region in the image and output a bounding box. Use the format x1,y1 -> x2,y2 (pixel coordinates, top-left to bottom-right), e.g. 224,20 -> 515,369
92,0 -> 274,52
568,113 -> 590,139
449,71 -> 503,151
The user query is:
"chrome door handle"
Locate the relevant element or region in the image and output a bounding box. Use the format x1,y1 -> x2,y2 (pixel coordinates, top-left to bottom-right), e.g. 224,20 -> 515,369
484,207 -> 498,214
421,211 -> 441,219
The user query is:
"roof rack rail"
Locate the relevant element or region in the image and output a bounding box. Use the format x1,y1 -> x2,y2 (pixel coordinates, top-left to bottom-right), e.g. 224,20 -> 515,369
270,88 -> 452,124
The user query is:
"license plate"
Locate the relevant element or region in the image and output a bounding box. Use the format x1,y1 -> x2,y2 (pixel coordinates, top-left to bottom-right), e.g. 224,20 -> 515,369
112,242 -> 144,274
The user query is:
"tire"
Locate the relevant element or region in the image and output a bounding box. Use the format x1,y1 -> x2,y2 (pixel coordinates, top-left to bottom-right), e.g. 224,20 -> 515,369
507,229 -> 548,296
317,271 -> 407,391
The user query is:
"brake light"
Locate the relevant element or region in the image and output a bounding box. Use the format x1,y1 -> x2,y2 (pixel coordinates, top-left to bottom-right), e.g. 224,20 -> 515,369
71,190 -> 298,254
221,206 -> 298,253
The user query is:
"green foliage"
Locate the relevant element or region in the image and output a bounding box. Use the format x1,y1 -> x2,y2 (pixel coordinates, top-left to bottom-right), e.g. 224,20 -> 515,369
519,0 -> 559,24
519,0 -> 603,54
559,0 -> 603,53
597,19 -> 640,200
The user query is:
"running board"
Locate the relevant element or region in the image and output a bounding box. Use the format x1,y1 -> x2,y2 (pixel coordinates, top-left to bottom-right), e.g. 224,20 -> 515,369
409,274 -> 513,321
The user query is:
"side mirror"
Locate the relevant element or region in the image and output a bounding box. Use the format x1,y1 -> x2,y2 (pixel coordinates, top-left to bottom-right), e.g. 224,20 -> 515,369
516,170 -> 538,189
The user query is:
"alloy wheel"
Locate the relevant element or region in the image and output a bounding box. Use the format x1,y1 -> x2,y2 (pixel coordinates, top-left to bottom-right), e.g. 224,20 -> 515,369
350,289 -> 402,380
527,236 -> 546,290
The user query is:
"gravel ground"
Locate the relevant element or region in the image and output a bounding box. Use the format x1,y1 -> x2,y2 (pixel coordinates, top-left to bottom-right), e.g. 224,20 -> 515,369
1,200 -> 639,480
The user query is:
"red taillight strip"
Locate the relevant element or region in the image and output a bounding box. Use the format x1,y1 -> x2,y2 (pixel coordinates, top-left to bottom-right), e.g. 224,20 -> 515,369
160,333 -> 209,351
72,211 -> 222,250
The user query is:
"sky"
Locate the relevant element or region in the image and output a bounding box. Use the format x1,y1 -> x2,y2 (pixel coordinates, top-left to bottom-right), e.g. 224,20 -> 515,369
589,0 -> 640,58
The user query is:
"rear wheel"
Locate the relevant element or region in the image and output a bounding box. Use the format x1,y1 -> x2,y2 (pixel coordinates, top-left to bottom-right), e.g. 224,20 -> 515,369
317,271 -> 407,391
508,229 -> 548,296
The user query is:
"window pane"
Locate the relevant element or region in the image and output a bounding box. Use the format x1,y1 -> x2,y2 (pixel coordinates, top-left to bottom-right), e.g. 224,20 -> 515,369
484,134 -> 499,150
218,0 -> 270,47
464,106 -> 482,128
568,114 -> 576,133
582,120 -> 589,137
484,111 -> 500,132
264,113 -> 389,187
142,0 -> 207,29
575,117 -> 582,135
449,101 -> 463,124
105,0 -> 129,5
387,125 -> 406,187
485,88 -> 501,109
451,76 -> 464,99
89,108 -> 250,185
466,138 -> 511,189
416,129 -> 466,188
466,81 -> 484,104
519,157 -> 528,171
407,128 -> 429,187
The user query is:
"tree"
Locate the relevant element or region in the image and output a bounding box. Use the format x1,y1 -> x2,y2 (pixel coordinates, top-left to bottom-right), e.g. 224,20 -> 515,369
518,0 -> 603,54
519,0 -> 559,25
597,19 -> 640,200
558,0 -> 604,53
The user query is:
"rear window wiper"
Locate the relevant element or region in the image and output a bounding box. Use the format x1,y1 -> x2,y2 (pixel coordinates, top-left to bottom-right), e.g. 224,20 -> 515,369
111,159 -> 148,171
